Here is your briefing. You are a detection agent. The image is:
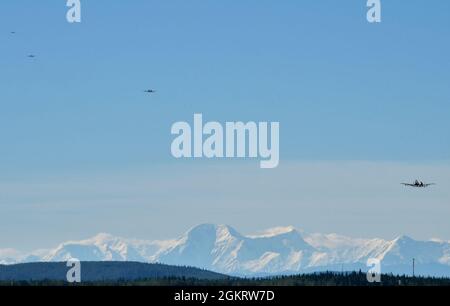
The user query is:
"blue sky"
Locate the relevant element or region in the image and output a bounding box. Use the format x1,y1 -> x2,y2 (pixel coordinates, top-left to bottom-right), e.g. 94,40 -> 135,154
0,1 -> 449,250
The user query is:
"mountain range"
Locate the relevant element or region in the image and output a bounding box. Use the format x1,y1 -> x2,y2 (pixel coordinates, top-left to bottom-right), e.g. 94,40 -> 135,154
2,224 -> 450,277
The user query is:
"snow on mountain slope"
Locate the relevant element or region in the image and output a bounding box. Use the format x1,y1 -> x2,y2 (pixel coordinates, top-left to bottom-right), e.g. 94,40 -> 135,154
154,224 -> 244,271
154,224 -> 318,274
0,249 -> 21,265
3,224 -> 450,276
234,227 -> 317,273
304,232 -> 392,266
42,233 -> 166,263
380,235 -> 450,266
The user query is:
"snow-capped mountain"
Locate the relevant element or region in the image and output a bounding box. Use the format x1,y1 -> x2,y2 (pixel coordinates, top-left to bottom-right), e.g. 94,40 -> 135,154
155,224 -> 317,274
2,224 -> 450,277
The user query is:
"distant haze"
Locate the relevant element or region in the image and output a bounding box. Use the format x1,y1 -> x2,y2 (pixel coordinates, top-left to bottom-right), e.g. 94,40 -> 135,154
0,161 -> 449,251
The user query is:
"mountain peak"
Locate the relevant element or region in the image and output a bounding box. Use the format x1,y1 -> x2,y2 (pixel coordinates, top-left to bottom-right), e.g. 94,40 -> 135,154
394,235 -> 415,244
249,226 -> 298,238
87,233 -> 118,244
185,224 -> 242,240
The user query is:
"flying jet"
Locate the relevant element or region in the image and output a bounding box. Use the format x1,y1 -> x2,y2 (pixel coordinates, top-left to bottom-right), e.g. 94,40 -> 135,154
144,89 -> 156,93
27,54 -> 36,58
401,180 -> 435,188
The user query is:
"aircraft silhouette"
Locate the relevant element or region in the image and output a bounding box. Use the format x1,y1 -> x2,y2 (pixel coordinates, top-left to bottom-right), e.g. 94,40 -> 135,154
144,89 -> 156,93
402,180 -> 435,188
27,54 -> 36,58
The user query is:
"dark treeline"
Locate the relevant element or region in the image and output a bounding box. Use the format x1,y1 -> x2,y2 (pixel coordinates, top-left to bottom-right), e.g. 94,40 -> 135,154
1,271 -> 450,286
0,262 -> 226,282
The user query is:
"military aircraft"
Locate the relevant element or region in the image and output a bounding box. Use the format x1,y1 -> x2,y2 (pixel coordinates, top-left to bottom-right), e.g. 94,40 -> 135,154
401,180 -> 435,188
27,54 -> 36,58
144,89 -> 156,93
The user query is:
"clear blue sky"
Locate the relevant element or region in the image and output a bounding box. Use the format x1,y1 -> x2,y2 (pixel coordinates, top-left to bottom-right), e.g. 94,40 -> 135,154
0,1 -> 449,250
